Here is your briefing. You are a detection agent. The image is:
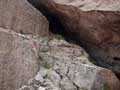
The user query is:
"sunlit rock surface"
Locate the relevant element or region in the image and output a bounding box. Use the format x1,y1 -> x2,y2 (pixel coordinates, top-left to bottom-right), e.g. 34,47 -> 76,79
53,0 -> 120,11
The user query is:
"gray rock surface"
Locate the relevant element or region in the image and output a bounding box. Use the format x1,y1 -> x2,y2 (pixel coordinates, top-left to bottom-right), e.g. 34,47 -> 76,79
0,0 -> 49,35
53,0 -> 120,11
17,37 -> 120,90
0,27 -> 40,90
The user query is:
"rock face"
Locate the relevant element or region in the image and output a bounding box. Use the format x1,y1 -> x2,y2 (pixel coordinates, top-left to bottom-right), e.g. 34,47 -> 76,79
0,27 -> 40,90
28,0 -> 120,78
0,0 -> 49,35
53,0 -> 120,11
0,0 -> 120,90
18,38 -> 120,90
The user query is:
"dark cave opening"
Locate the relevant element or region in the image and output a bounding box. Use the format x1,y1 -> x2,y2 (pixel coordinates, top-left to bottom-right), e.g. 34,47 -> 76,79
113,57 -> 120,61
27,0 -> 80,43
28,0 -> 64,34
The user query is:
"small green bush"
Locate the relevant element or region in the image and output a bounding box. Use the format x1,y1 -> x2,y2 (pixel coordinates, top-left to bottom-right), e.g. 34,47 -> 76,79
54,34 -> 64,40
101,83 -> 111,90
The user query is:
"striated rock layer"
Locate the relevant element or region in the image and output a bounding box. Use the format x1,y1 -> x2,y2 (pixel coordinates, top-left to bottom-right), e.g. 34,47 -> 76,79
0,0 -> 49,35
28,0 -> 120,78
0,27 -> 40,90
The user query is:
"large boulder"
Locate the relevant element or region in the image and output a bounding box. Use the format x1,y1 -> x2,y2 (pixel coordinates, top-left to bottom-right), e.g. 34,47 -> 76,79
0,0 -> 49,35
28,0 -> 120,78
53,0 -> 120,11
0,27 -> 40,90
18,38 -> 120,90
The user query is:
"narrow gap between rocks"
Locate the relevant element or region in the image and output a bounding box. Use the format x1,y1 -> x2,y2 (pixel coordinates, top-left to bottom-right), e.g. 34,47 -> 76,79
28,0 -> 87,46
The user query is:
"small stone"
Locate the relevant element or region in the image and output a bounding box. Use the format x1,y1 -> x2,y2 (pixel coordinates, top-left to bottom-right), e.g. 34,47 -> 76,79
37,87 -> 46,90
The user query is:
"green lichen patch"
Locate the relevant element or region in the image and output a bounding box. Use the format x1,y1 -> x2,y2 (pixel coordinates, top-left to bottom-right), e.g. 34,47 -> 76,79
54,34 -> 64,40
101,83 -> 111,90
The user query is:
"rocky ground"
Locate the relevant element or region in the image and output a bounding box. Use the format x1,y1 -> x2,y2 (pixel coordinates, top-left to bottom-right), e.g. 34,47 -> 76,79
0,0 -> 120,90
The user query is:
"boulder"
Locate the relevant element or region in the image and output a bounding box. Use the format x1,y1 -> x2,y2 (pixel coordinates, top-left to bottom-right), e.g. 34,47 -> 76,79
0,27 -> 40,90
53,0 -> 120,11
28,0 -> 120,78
18,38 -> 120,90
0,0 -> 49,35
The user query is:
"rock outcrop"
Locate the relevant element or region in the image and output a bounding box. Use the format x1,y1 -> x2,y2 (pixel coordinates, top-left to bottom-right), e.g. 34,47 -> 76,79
28,0 -> 120,78
0,0 -> 120,90
17,37 -> 120,90
0,0 -> 49,35
0,27 -> 40,90
53,0 -> 120,11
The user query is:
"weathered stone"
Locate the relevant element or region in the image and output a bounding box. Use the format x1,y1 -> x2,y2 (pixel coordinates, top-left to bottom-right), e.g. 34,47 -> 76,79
0,27 -> 40,90
19,38 -> 120,90
53,0 -> 120,11
0,0 -> 49,36
28,0 -> 120,78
